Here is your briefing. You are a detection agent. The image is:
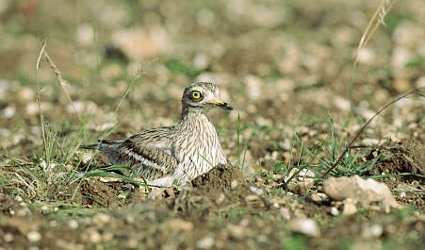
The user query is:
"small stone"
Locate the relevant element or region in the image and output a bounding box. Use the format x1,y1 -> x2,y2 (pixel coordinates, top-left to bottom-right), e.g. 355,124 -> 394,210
165,219 -> 193,232
17,207 -> 31,217
196,236 -> 215,249
362,224 -> 384,238
76,23 -> 94,47
333,95 -> 351,112
27,231 -> 42,242
231,180 -> 239,189
356,47 -> 376,65
227,224 -> 247,240
66,101 -> 97,115
4,233 -> 14,242
93,213 -> 111,226
280,207 -> 291,220
2,106 -> 16,118
215,193 -> 226,204
323,175 -> 401,213
249,186 -> 264,196
41,205 -> 49,213
245,195 -> 260,202
125,214 -> 135,224
102,232 -> 114,241
343,200 -> 357,216
245,75 -> 263,100
330,207 -> 339,216
289,218 -> 320,237
311,193 -> 324,204
87,228 -> 102,243
17,87 -> 34,103
68,220 -> 79,229
127,239 -> 138,248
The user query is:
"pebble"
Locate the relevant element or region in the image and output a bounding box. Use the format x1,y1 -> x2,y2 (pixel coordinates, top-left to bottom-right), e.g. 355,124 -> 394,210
231,180 -> 239,189
93,213 -> 111,226
2,106 -> 15,118
125,214 -> 135,224
86,228 -> 102,243
17,87 -> 35,103
227,224 -> 247,240
362,224 -> 384,238
289,218 -> 320,237
165,219 -> 193,232
68,220 -> 79,229
342,200 -> 357,216
27,231 -> 42,242
249,185 -> 264,196
215,193 -> 226,204
66,101 -> 97,115
330,207 -> 339,216
311,193 -> 324,204
323,175 -> 401,213
244,75 -> 262,100
196,236 -> 215,249
4,233 -> 14,242
279,207 -> 291,220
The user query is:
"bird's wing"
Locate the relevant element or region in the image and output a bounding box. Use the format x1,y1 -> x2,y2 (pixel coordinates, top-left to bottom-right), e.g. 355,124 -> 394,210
127,126 -> 174,152
119,139 -> 178,175
98,126 -> 177,177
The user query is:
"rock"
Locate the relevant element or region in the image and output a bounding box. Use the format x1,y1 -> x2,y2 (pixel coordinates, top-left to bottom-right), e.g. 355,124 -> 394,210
311,192 -> 327,204
279,207 -> 291,220
248,185 -> 264,196
227,224 -> 247,240
361,224 -> 384,238
4,233 -> 13,242
92,213 -> 111,226
68,220 -> 79,229
2,106 -> 16,119
323,175 -> 402,213
342,199 -> 357,215
356,47 -> 376,65
289,218 -> 320,237
196,236 -> 215,249
27,231 -> 42,242
284,168 -> 315,195
111,27 -> 172,60
330,207 -> 339,216
163,219 -> 193,232
244,75 -> 262,100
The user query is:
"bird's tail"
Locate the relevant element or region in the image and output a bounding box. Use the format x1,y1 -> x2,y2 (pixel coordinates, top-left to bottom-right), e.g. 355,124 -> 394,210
80,140 -> 118,150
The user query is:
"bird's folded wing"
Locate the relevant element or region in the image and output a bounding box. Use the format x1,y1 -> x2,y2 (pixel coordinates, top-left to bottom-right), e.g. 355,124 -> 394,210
121,139 -> 177,175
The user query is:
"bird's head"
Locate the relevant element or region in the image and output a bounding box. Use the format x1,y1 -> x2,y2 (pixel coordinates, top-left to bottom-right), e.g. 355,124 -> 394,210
182,82 -> 233,112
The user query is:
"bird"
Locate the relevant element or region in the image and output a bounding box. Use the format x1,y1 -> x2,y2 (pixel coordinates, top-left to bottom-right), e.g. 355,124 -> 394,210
82,82 -> 233,187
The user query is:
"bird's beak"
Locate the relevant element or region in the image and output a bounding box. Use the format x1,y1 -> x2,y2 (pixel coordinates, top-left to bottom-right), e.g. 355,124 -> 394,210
211,98 -> 233,110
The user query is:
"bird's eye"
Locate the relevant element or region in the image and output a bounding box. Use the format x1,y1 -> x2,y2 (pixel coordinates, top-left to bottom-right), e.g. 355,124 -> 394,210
190,90 -> 203,101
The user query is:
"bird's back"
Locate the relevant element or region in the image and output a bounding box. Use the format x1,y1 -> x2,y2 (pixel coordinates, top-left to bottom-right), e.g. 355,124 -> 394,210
96,126 -> 177,180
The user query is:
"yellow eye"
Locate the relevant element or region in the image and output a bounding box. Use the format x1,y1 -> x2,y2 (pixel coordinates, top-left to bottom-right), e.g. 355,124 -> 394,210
191,90 -> 203,101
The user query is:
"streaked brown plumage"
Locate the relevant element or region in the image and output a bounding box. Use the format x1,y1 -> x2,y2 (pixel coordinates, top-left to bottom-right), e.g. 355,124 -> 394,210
83,82 -> 232,187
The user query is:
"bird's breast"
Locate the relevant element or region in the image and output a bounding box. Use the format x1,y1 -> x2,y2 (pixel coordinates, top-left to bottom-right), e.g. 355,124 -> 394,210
172,115 -> 227,179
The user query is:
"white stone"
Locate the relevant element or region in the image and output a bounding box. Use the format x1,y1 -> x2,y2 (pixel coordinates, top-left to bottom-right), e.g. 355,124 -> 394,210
330,207 -> 339,216
27,231 -> 42,242
196,236 -> 215,249
290,218 -> 320,237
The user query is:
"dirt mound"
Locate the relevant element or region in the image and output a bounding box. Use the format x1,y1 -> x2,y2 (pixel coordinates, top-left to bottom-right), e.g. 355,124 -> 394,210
190,164 -> 243,191
370,142 -> 425,179
80,179 -> 135,207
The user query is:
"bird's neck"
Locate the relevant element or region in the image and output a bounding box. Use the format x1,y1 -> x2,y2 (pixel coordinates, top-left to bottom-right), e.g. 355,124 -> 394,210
178,108 -> 212,130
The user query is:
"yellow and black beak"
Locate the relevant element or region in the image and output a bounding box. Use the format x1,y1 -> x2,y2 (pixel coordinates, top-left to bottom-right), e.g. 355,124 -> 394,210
210,98 -> 233,111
